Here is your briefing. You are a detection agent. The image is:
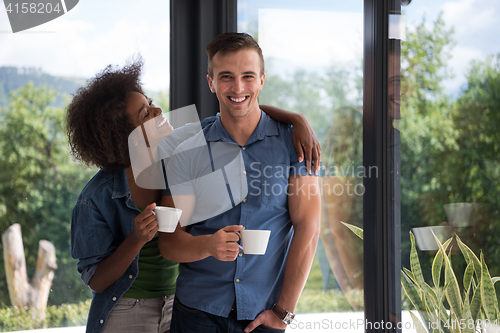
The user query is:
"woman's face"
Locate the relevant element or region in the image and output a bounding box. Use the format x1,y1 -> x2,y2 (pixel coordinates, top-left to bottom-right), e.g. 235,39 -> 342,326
125,91 -> 162,127
125,91 -> 173,146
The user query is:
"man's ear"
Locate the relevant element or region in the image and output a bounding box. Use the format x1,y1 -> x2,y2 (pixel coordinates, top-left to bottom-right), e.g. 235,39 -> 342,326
259,73 -> 266,91
207,75 -> 216,93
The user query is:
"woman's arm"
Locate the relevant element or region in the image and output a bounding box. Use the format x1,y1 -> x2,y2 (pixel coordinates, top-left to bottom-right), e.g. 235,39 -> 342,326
260,105 -> 321,174
87,204 -> 158,293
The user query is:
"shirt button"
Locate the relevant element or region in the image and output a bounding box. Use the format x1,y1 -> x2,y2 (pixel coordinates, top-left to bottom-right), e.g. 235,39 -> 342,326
243,170 -> 247,175
112,297 -> 117,301
129,275 -> 133,279
242,146 -> 246,150
100,320 -> 104,324
239,253 -> 243,257
243,199 -> 247,203
236,279 -> 240,283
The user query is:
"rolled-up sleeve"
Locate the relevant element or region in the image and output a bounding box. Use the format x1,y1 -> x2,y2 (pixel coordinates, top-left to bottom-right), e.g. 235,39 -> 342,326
71,201 -> 116,286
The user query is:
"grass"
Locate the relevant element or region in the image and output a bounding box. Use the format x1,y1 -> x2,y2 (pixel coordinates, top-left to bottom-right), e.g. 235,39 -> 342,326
296,254 -> 364,313
0,300 -> 90,332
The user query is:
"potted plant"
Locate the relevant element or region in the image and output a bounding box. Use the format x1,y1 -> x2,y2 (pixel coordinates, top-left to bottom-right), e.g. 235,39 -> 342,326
342,222 -> 500,332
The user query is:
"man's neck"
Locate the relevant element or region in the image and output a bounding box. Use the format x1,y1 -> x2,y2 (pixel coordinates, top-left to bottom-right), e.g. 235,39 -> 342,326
219,107 -> 261,146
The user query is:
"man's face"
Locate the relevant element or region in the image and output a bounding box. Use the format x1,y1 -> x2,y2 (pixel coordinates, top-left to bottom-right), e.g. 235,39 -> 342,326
207,49 -> 265,119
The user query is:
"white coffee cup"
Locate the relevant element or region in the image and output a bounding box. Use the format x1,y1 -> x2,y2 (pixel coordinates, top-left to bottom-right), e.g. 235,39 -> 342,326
238,230 -> 271,255
154,206 -> 182,233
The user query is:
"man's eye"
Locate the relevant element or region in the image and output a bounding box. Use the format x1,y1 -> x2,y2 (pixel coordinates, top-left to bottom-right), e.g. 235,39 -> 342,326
144,108 -> 150,118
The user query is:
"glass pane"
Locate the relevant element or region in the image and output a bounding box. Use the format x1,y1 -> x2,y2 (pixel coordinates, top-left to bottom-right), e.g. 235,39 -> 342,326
0,1 -> 169,330
238,0 -> 364,329
400,1 -> 500,332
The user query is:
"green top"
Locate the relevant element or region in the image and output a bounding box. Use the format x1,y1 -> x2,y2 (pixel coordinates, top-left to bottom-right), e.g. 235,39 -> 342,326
123,207 -> 179,299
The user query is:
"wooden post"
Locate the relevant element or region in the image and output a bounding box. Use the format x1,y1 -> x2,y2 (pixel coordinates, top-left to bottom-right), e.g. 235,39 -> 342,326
2,223 -> 57,323
30,240 -> 58,321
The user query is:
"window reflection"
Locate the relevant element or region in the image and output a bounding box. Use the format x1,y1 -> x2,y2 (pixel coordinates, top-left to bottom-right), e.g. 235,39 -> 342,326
400,1 -> 500,332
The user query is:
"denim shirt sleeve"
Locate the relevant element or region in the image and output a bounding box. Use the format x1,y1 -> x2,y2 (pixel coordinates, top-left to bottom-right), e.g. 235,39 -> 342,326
71,200 -> 117,286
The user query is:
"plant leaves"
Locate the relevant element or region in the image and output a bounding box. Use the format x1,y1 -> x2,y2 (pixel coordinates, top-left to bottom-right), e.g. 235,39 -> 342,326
432,231 -> 463,319
432,237 -> 453,289
402,270 -> 425,311
462,289 -> 474,333
409,310 -> 430,333
404,267 -> 418,285
402,270 -> 436,329
480,252 -> 498,320
457,236 -> 482,282
469,281 -> 482,322
341,221 -> 363,240
410,231 -> 426,289
464,262 -> 474,295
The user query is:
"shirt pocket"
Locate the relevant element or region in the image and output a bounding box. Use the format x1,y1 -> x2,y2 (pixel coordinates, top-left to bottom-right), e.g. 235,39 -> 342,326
261,164 -> 289,207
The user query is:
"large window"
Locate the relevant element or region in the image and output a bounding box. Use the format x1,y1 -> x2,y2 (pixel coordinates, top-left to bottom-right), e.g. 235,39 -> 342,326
399,1 -> 500,332
238,0 -> 365,329
0,1 -> 169,330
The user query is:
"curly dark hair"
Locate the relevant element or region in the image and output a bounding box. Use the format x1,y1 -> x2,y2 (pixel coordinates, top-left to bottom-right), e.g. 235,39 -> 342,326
66,59 -> 145,170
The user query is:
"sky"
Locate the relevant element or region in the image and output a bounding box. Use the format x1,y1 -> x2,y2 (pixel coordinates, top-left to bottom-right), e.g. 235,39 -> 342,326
0,0 -> 170,91
0,0 -> 499,95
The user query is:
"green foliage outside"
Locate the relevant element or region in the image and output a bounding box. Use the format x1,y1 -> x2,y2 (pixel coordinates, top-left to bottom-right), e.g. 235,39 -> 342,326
0,300 -> 90,331
399,13 -> 500,294
296,254 -> 364,314
0,82 -> 97,307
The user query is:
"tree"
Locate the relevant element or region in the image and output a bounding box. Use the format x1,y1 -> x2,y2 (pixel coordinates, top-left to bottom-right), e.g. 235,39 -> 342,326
399,13 -> 500,288
0,83 -> 95,307
445,55 -> 500,273
400,13 -> 458,231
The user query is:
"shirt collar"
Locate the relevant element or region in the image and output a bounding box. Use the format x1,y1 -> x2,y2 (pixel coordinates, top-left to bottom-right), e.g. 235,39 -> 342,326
112,168 -> 131,199
204,110 -> 279,145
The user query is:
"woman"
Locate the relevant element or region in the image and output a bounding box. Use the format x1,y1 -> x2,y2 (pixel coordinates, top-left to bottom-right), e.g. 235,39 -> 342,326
67,59 -> 319,333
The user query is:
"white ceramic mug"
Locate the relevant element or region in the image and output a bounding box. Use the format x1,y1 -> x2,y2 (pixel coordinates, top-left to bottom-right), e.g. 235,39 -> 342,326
154,206 -> 182,233
238,230 -> 271,255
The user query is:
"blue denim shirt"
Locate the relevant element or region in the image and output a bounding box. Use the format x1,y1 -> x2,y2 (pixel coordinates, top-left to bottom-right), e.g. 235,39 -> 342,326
164,111 -> 310,320
71,116 -> 217,333
71,169 -> 140,333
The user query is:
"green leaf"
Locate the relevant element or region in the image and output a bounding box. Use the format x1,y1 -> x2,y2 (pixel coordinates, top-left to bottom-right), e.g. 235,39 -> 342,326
402,270 -> 436,328
404,267 -> 418,285
480,253 -> 499,320
340,221 -> 363,240
470,281 -> 482,322
432,237 -> 453,288
432,231 -> 463,319
409,310 -> 430,333
462,289 -> 474,333
438,282 -> 453,330
410,231 -> 426,289
457,236 -> 482,282
463,263 -> 474,295
402,270 -> 425,311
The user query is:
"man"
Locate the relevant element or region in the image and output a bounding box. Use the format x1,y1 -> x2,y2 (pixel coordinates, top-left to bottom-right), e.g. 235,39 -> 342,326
158,32 -> 321,333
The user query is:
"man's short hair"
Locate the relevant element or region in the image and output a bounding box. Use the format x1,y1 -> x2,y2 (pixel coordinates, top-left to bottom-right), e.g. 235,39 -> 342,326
206,32 -> 265,78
